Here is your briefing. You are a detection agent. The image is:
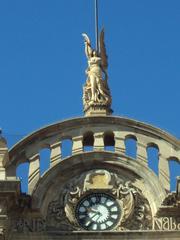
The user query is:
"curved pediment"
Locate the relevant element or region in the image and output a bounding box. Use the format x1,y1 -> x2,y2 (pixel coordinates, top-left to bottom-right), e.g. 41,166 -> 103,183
8,116 -> 180,163
0,117 -> 180,236
31,152 -> 166,218
6,116 -> 180,194
1,116 -> 179,235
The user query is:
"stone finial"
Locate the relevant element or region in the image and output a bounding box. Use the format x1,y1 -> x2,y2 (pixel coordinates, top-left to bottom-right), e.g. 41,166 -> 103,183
82,29 -> 113,116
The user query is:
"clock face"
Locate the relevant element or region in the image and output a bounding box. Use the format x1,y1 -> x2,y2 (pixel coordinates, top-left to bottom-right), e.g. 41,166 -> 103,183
75,193 -> 121,231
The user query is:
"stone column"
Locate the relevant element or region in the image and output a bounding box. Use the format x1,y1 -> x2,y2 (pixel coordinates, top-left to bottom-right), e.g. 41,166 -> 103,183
0,151 -> 6,180
176,176 -> 180,200
114,132 -> 125,154
28,153 -> 40,194
0,200 -> 8,239
137,142 -> 148,166
50,142 -> 61,167
158,153 -> 170,191
72,136 -> 83,154
0,138 -> 8,180
94,133 -> 104,151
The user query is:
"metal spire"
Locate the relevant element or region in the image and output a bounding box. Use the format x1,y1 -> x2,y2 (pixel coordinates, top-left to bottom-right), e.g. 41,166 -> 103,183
95,0 -> 99,53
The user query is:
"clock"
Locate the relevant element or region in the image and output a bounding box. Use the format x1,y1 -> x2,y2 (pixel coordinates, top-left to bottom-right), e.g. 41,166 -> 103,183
75,193 -> 121,231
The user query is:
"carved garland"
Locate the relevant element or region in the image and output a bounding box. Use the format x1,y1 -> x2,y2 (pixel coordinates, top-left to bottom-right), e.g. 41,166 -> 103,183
46,170 -> 152,231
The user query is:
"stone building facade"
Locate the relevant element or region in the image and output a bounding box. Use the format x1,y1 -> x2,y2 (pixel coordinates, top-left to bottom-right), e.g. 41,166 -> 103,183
0,25 -> 179,240
0,116 -> 179,239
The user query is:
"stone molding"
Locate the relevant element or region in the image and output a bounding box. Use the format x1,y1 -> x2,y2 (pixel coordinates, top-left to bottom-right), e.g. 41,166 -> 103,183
8,116 -> 180,163
31,152 -> 166,216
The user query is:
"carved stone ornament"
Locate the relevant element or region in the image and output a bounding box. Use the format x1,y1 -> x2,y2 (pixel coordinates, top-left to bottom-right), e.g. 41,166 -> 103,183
82,30 -> 112,116
162,193 -> 179,207
46,187 -> 75,231
46,169 -> 152,231
161,177 -> 180,208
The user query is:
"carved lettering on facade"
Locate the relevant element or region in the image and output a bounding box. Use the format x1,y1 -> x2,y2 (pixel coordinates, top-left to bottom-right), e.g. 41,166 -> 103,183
15,218 -> 46,232
153,217 -> 180,231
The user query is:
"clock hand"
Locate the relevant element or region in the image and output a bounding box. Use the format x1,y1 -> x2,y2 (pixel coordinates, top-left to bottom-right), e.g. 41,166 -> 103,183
87,207 -> 98,213
88,212 -> 96,218
92,213 -> 100,221
90,208 -> 99,213
95,212 -> 104,222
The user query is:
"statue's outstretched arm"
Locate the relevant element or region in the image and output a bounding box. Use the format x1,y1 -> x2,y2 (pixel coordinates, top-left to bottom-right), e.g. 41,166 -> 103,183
82,33 -> 92,59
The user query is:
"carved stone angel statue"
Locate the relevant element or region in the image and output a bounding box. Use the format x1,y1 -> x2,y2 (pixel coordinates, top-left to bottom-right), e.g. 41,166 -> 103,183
82,29 -> 112,114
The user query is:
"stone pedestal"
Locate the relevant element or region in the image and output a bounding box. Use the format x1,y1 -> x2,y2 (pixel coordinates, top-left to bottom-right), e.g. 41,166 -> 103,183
84,103 -> 113,116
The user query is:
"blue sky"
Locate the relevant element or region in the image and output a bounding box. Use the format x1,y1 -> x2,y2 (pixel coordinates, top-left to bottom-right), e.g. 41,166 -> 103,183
0,1 -> 179,190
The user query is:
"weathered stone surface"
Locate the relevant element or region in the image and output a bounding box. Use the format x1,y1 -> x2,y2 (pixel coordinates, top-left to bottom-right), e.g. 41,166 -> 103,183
9,230 -> 180,240
0,116 -> 179,239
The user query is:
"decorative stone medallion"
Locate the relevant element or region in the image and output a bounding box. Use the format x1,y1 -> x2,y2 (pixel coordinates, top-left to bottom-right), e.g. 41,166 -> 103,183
46,169 -> 152,231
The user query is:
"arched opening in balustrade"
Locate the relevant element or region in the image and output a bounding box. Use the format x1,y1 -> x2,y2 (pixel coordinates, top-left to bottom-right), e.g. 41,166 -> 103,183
16,161 -> 29,193
61,138 -> 72,158
40,148 -> 51,176
104,131 -> 115,151
125,135 -> 137,159
168,157 -> 180,191
83,131 -> 94,152
147,143 -> 159,176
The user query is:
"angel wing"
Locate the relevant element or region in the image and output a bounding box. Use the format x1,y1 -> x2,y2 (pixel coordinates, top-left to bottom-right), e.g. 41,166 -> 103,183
99,29 -> 108,70
82,33 -> 93,59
